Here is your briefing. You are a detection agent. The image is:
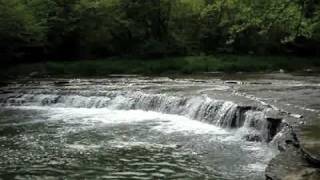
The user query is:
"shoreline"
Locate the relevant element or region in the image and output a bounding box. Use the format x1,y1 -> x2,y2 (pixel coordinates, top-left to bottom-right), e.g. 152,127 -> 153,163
1,55 -> 319,80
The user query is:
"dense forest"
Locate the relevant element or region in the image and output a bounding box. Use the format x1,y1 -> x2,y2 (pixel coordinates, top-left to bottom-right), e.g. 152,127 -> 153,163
1,0 -> 320,62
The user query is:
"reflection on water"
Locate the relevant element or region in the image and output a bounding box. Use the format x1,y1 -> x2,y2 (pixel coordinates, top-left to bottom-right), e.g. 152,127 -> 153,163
0,107 -> 275,180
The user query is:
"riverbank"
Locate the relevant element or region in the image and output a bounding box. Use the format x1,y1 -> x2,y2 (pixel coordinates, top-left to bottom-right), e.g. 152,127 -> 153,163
1,55 -> 320,79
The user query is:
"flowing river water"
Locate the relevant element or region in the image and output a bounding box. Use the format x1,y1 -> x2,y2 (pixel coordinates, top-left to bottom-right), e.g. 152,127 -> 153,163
0,74 -> 319,180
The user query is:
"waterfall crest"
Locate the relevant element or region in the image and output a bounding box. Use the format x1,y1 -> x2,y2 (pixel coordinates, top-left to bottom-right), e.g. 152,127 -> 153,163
0,90 -> 282,142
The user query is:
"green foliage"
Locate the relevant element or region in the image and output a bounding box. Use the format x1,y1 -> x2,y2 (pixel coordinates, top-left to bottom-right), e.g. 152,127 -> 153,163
0,0 -> 46,60
0,0 -> 319,61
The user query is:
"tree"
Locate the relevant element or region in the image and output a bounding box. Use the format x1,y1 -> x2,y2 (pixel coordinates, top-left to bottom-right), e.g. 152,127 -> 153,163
0,0 -> 319,61
0,0 -> 46,61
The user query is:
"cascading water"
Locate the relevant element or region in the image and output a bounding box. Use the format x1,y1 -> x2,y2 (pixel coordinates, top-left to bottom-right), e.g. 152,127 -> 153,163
0,90 -> 281,142
0,78 -> 283,180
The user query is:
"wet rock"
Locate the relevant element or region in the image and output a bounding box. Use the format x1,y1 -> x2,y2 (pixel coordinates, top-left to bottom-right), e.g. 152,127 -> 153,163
299,121 -> 306,125
266,145 -> 320,180
54,81 -> 69,86
225,81 -> 241,84
265,109 -> 284,121
266,122 -> 320,180
290,114 -> 303,119
266,117 -> 282,124
266,117 -> 282,142
271,124 -> 300,151
189,80 -> 207,83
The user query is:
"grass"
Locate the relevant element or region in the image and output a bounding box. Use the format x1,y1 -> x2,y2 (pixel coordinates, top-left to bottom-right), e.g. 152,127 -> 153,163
1,55 -> 320,79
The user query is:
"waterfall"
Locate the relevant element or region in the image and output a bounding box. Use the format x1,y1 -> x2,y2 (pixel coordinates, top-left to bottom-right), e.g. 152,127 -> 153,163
0,90 -> 282,142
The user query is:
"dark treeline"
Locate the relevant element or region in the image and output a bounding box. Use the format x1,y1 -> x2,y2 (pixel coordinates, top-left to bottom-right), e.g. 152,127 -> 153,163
1,0 -> 320,62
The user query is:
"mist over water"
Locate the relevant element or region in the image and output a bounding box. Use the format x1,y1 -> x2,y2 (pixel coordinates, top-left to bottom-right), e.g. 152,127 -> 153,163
0,78 -> 279,179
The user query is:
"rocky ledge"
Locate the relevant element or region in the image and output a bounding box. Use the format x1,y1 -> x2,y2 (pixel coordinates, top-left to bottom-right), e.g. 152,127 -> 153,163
265,123 -> 320,180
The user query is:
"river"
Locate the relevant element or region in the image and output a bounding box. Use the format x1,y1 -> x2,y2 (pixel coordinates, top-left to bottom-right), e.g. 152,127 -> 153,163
0,74 -> 319,179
